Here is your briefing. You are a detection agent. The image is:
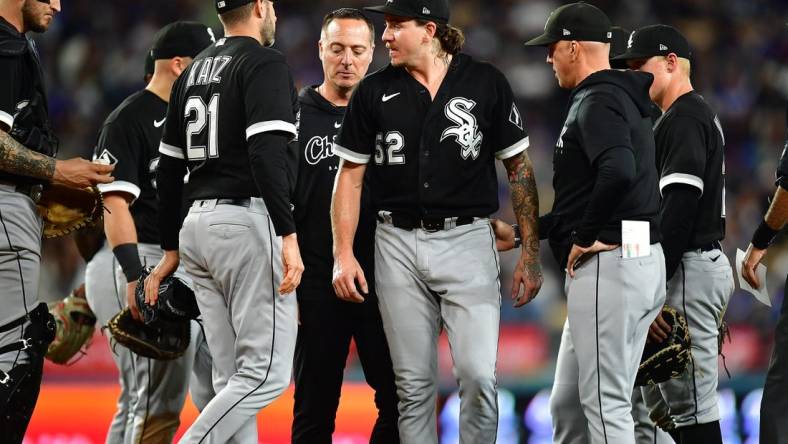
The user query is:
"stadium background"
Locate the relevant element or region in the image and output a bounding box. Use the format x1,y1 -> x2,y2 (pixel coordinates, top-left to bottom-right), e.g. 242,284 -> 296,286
22,0 -> 788,442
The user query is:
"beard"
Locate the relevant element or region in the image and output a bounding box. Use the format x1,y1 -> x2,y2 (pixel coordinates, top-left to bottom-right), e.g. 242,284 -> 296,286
260,14 -> 275,47
22,2 -> 49,33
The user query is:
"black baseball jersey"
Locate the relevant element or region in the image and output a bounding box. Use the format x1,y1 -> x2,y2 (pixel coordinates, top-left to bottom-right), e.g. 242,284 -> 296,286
334,53 -> 529,218
654,91 -> 726,246
94,90 -> 167,244
159,36 -> 298,218
548,70 -> 661,257
777,103 -> 788,191
0,17 -> 56,186
293,86 -> 376,297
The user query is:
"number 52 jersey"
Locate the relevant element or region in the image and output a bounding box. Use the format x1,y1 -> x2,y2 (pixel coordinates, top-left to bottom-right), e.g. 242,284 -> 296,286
159,36 -> 299,201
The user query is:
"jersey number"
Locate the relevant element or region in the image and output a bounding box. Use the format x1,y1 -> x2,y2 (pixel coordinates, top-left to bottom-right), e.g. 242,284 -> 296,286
185,95 -> 220,160
374,132 -> 405,165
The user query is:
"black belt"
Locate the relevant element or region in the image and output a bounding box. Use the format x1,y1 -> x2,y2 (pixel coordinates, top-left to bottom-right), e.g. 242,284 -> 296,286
379,213 -> 477,232
694,240 -> 722,253
216,198 -> 251,207
0,180 -> 43,203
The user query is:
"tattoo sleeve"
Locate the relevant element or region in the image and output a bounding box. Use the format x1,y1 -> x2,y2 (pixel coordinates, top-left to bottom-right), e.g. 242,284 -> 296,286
503,150 -> 540,268
0,128 -> 55,180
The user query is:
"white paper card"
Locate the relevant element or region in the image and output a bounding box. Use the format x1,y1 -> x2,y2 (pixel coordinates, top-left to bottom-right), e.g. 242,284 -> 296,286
735,248 -> 771,307
621,220 -> 650,259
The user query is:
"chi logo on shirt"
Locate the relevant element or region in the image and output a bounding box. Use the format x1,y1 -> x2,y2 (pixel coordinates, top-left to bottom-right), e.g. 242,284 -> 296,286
304,134 -> 336,165
441,97 -> 483,160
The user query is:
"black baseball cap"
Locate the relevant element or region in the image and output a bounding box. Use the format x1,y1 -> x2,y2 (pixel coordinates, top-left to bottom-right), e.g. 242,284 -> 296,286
524,2 -> 612,47
612,24 -> 692,61
151,21 -> 215,60
609,26 -> 631,68
216,0 -> 254,14
364,0 -> 450,25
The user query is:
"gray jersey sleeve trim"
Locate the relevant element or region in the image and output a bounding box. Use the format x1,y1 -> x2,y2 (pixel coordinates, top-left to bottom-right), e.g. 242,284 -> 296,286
659,173 -> 704,196
246,120 -> 297,141
334,143 -> 371,164
159,142 -> 185,159
495,136 -> 530,160
98,180 -> 141,201
0,110 -> 13,129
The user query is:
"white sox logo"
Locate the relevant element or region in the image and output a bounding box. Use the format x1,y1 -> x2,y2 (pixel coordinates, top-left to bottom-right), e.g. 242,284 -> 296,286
441,97 -> 483,160
305,134 -> 336,165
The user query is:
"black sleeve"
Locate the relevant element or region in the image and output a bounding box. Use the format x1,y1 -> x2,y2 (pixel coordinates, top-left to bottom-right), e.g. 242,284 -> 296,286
0,56 -> 22,130
490,69 -> 530,160
242,58 -> 297,236
572,92 -> 636,246
157,154 -> 187,251
157,75 -> 189,250
657,114 -> 707,195
660,184 -> 701,279
573,146 -> 637,246
94,120 -> 143,199
334,80 -> 375,164
777,106 -> 788,190
248,132 -> 295,235
577,91 -> 633,164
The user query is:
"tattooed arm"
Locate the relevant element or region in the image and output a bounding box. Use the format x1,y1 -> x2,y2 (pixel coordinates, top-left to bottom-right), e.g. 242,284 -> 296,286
0,127 -> 114,187
502,150 -> 543,307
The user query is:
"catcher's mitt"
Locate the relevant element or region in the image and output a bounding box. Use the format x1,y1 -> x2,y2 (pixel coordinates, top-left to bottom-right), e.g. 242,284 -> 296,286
135,269 -> 200,325
108,308 -> 190,360
45,287 -> 97,365
635,306 -> 691,387
36,184 -> 103,238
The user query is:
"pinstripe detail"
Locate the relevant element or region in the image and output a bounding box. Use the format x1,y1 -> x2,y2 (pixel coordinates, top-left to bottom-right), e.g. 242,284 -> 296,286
681,262 -> 700,424
595,255 -> 609,443
485,224 -> 501,443
198,214 -> 278,442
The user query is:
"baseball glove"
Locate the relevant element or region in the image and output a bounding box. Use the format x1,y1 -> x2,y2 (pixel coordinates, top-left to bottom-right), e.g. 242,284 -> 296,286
134,269 -> 200,325
635,306 -> 691,387
45,286 -> 97,365
108,308 -> 190,360
36,184 -> 103,238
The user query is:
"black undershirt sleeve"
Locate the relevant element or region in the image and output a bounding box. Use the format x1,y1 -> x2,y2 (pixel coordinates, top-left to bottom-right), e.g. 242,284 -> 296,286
661,184 -> 702,280
157,154 -> 186,251
574,146 -> 636,246
249,132 -> 296,236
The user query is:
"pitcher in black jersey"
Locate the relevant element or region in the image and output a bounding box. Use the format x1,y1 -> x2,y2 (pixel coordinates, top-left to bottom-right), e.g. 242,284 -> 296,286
144,1 -> 303,442
332,1 -> 542,442
90,21 -> 215,443
615,25 -> 734,444
290,8 -> 399,444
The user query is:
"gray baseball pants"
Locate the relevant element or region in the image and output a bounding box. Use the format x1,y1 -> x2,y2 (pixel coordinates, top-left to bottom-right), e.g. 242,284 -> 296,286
374,218 -> 501,444
639,247 -> 733,428
177,198 -> 297,444
85,242 -> 213,444
550,245 -> 666,444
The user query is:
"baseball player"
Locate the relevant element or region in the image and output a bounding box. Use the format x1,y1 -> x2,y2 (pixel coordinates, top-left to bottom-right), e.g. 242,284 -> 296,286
614,25 -> 734,444
291,8 -> 399,443
331,1 -> 542,442
0,0 -> 114,439
525,3 -> 666,443
144,0 -> 303,442
89,22 -> 215,443
742,108 -> 788,443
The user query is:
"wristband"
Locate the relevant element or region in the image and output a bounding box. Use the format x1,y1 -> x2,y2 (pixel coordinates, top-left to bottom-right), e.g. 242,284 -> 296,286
512,224 -> 522,249
752,220 -> 780,250
113,243 -> 144,283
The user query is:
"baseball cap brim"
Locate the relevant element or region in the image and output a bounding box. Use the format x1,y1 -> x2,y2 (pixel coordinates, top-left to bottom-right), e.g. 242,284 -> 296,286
363,5 -> 448,24
524,32 -> 560,47
611,49 -> 660,61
